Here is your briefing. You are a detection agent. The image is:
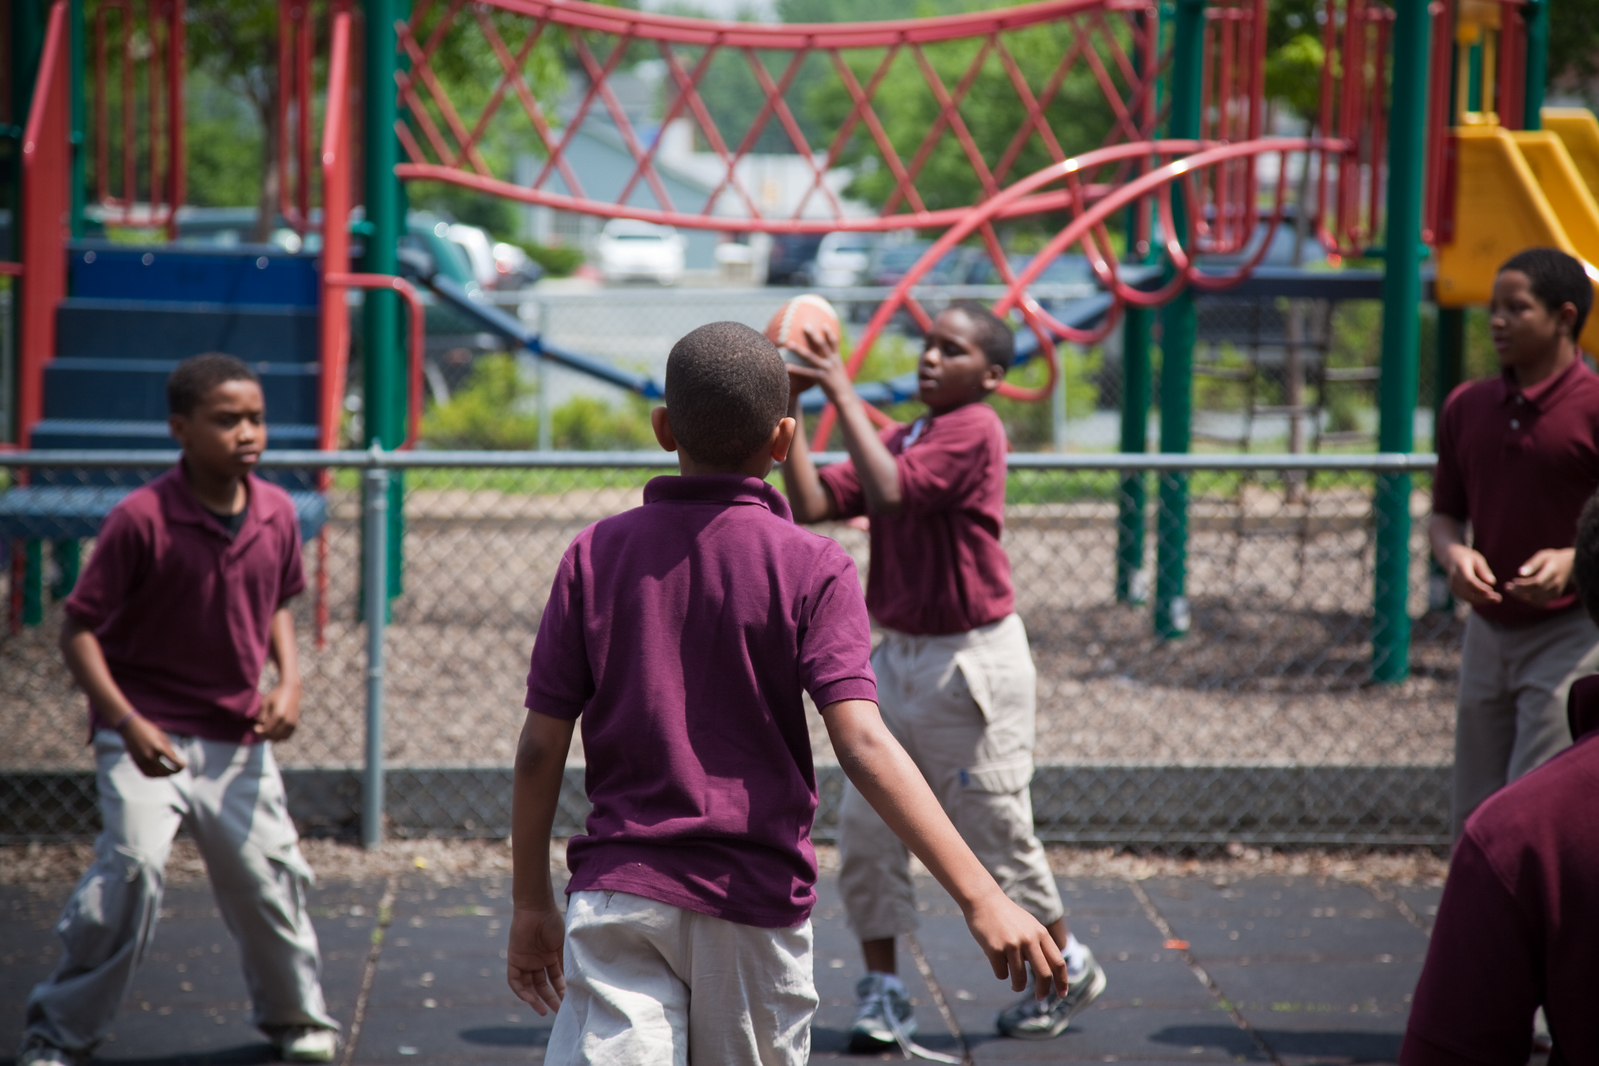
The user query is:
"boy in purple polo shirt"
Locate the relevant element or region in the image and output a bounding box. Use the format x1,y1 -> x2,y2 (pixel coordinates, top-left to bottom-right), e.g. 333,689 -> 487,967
1399,491 -> 1599,1066
781,301 -> 1105,1048
19,354 -> 338,1066
507,322 -> 1066,1066
1431,247 -> 1599,841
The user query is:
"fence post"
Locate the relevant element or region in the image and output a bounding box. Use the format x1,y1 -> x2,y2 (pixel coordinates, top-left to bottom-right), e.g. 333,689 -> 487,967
537,297 -> 552,452
362,447 -> 391,849
1373,0 -> 1432,683
1154,0 -> 1204,640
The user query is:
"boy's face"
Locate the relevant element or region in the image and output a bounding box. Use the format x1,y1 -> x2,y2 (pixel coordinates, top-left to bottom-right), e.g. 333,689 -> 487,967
917,309 -> 1004,414
1490,269 -> 1576,368
168,379 -> 267,480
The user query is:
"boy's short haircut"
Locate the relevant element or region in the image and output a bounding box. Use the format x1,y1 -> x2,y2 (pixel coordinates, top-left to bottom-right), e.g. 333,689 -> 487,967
168,353 -> 259,416
1499,247 -> 1593,340
665,321 -> 790,469
1573,492 -> 1599,625
946,299 -> 1015,370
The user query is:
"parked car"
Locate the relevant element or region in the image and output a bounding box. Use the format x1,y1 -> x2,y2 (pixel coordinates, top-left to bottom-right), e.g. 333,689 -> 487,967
864,241 -> 971,287
596,218 -> 686,285
766,233 -> 824,285
448,223 -> 501,290
796,231 -> 875,287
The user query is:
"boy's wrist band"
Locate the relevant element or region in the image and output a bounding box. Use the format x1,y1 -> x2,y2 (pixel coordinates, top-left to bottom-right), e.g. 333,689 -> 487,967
114,713 -> 141,734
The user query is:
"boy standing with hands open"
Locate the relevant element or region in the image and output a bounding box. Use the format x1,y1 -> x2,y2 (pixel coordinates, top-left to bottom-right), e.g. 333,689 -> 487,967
1432,248 -> 1599,840
508,322 -> 1064,1065
21,354 -> 338,1066
781,301 -> 1105,1048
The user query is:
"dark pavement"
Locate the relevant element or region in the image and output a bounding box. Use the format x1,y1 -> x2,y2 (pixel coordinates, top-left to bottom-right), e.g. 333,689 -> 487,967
2,868 -> 1445,1065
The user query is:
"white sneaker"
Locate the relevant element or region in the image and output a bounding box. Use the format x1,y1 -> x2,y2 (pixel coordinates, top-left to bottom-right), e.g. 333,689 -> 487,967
849,973 -> 917,1053
17,1036 -> 82,1066
274,1027 -> 339,1063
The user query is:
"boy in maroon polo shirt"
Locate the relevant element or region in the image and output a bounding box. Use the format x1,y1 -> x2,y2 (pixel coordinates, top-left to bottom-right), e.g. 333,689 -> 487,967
781,301 -> 1105,1048
1431,247 -> 1599,841
19,354 -> 338,1066
1399,491 -> 1599,1066
507,322 -> 1066,1066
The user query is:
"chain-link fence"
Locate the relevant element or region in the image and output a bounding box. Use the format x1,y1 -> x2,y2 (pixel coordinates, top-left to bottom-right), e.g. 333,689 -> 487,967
2,449 -> 1456,848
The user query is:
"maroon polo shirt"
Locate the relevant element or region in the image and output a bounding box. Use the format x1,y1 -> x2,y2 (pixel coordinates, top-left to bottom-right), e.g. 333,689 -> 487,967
525,475 -> 876,929
1433,360 -> 1599,626
818,401 -> 1014,636
63,465 -> 306,744
1399,732 -> 1599,1066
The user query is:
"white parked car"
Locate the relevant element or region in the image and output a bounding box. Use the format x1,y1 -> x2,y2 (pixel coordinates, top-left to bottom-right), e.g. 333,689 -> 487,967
596,218 -> 686,285
800,231 -> 874,287
448,223 -> 500,290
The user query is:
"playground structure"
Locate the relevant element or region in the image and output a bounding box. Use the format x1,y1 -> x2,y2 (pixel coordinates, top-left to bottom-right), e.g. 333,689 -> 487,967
0,0 -> 1583,684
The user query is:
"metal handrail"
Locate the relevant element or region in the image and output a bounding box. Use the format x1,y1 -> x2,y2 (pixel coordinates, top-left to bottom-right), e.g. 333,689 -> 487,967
0,450 -> 1440,472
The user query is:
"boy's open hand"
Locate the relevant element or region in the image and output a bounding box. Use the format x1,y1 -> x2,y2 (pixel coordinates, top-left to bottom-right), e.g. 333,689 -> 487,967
255,680 -> 303,741
507,904 -> 566,1015
1504,547 -> 1575,605
966,890 -> 1068,999
123,716 -> 186,778
1443,544 -> 1502,606
784,323 -> 853,402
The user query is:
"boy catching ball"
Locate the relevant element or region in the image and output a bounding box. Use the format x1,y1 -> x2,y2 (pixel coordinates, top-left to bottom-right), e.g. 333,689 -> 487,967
508,322 -> 1065,1065
20,354 -> 338,1066
781,301 -> 1105,1047
1431,247 -> 1599,840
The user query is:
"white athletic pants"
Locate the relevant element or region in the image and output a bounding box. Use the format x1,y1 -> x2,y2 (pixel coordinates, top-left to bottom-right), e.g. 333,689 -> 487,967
24,731 -> 338,1052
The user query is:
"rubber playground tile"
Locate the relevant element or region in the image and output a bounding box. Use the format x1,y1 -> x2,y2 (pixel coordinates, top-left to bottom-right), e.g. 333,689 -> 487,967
0,882 -> 379,1066
351,1001 -> 554,1064
1147,879 -> 1427,962
1203,962 -> 1417,1065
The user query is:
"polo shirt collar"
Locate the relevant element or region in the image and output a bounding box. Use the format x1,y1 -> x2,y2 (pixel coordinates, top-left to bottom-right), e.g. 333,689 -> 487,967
1502,357 -> 1588,409
157,462 -> 274,550
643,474 -> 794,522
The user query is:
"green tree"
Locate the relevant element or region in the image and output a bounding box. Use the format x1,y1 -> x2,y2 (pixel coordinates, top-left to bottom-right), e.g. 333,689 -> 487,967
1550,0 -> 1599,103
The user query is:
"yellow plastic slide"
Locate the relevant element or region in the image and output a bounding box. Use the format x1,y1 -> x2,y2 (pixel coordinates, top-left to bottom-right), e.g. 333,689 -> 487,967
1435,110 -> 1599,352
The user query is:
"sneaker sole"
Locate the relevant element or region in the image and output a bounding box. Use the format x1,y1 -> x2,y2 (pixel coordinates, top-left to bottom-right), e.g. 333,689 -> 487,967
1002,965 -> 1109,1041
848,1019 -> 917,1054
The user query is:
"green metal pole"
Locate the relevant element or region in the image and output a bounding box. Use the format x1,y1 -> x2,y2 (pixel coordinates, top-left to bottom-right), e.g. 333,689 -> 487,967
1116,4 -> 1158,606
1117,304 -> 1152,604
1523,0 -> 1548,130
1154,0 -> 1204,640
1373,0 -> 1431,683
363,0 -> 405,600
69,0 -> 85,238
1429,307 -> 1464,611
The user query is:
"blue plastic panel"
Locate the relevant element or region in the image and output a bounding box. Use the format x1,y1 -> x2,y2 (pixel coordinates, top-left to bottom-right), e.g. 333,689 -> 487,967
69,243 -> 321,306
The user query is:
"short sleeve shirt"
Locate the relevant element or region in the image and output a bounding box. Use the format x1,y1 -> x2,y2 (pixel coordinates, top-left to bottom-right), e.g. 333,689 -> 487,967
818,402 -> 1013,635
525,475 -> 876,929
63,466 -> 306,743
1399,734 -> 1599,1066
1433,360 -> 1599,626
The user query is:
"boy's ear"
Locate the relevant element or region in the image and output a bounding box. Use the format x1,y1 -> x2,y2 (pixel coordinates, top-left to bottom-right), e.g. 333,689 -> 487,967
167,413 -> 189,445
770,416 -> 797,464
980,359 -> 1006,393
650,406 -> 677,453
1560,301 -> 1580,339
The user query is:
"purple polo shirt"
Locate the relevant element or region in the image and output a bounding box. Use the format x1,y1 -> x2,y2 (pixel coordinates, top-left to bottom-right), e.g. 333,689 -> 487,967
1434,360 -> 1599,627
1399,732 -> 1599,1066
818,401 -> 1014,635
63,465 -> 306,744
525,475 -> 876,928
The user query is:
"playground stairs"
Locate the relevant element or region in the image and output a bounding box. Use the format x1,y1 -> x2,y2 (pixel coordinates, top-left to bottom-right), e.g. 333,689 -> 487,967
0,242 -> 329,548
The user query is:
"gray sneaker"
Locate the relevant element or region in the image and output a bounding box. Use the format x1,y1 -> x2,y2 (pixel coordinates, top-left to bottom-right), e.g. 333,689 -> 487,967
849,973 -> 916,1053
272,1027 -> 339,1063
995,948 -> 1108,1040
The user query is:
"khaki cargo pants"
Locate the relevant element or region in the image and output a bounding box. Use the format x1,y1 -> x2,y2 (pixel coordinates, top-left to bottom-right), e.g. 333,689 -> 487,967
838,613 -> 1063,941
24,731 -> 338,1053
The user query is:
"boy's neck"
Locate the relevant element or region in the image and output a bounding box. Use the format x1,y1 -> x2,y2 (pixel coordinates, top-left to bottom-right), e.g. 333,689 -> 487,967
922,394 -> 987,418
183,458 -> 247,515
1510,343 -> 1579,390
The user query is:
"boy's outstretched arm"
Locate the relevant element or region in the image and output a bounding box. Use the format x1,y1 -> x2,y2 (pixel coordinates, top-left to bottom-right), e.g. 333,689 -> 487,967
822,698 -> 1067,998
786,325 -> 904,515
509,710 -> 576,1016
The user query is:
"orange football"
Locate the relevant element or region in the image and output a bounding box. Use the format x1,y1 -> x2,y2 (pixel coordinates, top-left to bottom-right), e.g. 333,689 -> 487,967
765,294 -> 840,390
